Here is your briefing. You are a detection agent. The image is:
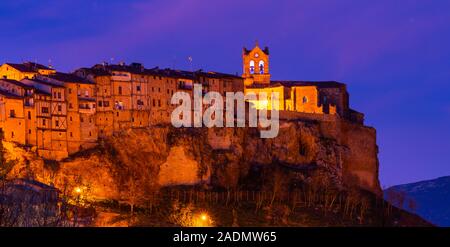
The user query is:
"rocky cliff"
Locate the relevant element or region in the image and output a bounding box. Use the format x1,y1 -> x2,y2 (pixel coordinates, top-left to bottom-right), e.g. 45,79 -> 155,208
3,116 -> 381,202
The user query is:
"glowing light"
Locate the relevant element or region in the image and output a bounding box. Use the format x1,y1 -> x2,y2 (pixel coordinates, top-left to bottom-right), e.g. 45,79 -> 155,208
200,213 -> 208,221
74,187 -> 82,194
193,212 -> 213,227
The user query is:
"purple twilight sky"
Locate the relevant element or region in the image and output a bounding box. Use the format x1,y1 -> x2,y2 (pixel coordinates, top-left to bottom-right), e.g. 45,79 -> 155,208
1,0 -> 450,187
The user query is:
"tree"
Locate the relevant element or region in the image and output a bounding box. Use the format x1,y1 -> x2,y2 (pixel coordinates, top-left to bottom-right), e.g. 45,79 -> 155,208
0,130 -> 15,179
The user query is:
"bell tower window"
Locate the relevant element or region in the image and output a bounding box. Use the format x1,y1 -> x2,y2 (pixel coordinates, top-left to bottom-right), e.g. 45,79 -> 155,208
249,60 -> 255,74
259,60 -> 264,74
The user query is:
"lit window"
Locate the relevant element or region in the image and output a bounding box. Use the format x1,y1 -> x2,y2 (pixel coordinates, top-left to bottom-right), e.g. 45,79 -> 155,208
259,60 -> 264,74
249,60 -> 255,74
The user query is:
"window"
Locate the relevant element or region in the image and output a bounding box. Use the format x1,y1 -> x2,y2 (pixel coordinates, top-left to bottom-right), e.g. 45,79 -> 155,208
69,103 -> 73,109
55,120 -> 59,127
11,132 -> 14,138
137,100 -> 144,105
53,92 -> 57,98
27,111 -> 31,119
115,101 -> 124,110
9,110 -> 15,118
58,92 -> 61,99
98,101 -> 103,107
58,105 -> 62,111
70,116 -> 72,121
152,99 -> 156,107
104,101 -> 110,107
85,90 -> 89,97
42,107 -> 49,113
302,96 -> 308,104
158,100 -> 161,107
259,60 -> 264,74
80,117 -> 84,123
28,129 -> 31,134
323,96 -> 328,104
136,85 -> 141,92
89,131 -> 92,137
118,86 -> 122,95
68,88 -> 72,94
249,60 -> 255,74
158,87 -> 161,92
43,119 -> 46,126
70,132 -> 73,137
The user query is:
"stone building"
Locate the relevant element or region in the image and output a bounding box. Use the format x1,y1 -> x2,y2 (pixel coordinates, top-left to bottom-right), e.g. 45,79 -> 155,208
0,45 -> 363,160
75,63 -> 243,134
242,43 -> 363,122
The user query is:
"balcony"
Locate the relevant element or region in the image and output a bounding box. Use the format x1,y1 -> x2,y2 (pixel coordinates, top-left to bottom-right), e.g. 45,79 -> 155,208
78,95 -> 96,102
78,105 -> 96,114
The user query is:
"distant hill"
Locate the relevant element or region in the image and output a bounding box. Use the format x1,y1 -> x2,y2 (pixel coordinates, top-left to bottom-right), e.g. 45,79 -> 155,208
384,176 -> 450,226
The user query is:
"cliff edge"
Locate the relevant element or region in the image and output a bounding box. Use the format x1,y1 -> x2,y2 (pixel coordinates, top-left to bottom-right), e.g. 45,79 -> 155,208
3,116 -> 381,201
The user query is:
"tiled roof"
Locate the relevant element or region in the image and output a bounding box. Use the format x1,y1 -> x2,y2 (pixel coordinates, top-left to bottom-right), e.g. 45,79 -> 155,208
76,67 -> 111,76
0,79 -> 34,89
48,72 -> 93,84
5,63 -> 35,73
197,71 -> 241,79
23,62 -> 55,71
0,88 -> 23,99
247,80 -> 345,89
90,63 -> 241,81
24,78 -> 65,88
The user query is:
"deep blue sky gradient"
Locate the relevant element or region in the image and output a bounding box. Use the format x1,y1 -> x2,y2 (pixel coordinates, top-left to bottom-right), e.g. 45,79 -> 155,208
1,0 -> 450,187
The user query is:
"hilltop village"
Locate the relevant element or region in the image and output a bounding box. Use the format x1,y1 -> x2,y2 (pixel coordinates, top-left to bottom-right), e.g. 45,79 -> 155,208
0,44 -> 364,160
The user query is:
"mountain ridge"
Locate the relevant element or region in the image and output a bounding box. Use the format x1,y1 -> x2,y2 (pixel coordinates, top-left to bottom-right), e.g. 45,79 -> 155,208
384,176 -> 450,226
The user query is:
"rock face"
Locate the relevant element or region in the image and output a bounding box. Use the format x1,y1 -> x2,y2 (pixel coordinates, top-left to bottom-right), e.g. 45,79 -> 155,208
3,117 -> 381,202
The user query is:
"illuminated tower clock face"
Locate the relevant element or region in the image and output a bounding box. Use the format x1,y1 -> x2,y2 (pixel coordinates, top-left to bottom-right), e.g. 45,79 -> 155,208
254,53 -> 259,58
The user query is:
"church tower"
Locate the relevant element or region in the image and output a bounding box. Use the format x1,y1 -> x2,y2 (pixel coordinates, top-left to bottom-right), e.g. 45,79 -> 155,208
242,42 -> 270,86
